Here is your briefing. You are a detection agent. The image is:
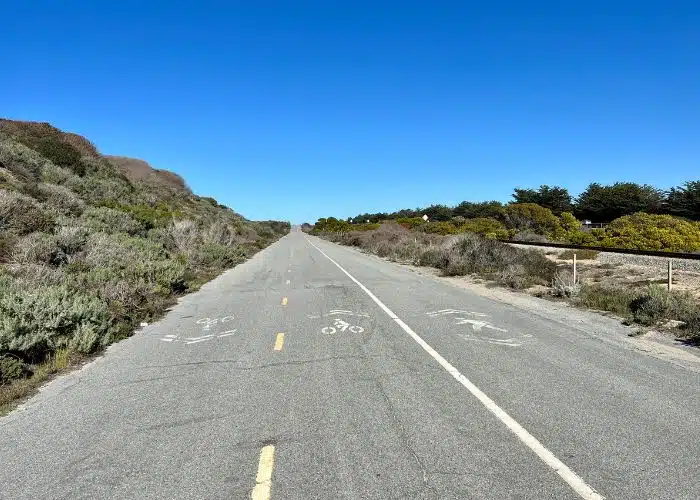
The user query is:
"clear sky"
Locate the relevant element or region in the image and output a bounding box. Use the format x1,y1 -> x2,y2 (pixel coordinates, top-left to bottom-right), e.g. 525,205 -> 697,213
4,1 -> 699,223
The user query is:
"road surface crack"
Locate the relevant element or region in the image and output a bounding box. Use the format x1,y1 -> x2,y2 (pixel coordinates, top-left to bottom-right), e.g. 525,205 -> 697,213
373,375 -> 440,498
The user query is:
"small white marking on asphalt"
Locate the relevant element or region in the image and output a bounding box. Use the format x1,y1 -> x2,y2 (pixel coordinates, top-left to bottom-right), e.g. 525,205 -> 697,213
286,279 -> 291,285
305,236 -> 604,500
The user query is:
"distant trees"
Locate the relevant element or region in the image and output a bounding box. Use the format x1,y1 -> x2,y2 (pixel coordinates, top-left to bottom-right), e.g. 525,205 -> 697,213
422,204 -> 453,221
574,182 -> 664,222
453,201 -> 503,219
337,180 -> 700,228
667,181 -> 700,221
512,185 -> 572,215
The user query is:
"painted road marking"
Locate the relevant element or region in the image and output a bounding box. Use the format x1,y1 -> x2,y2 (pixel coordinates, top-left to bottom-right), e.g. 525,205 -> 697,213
281,297 -> 288,306
251,444 -> 275,500
306,237 -> 604,500
274,333 -> 285,351
286,279 -> 291,285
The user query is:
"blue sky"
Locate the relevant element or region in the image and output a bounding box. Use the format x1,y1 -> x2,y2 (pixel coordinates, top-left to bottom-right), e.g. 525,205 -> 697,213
4,1 -> 699,223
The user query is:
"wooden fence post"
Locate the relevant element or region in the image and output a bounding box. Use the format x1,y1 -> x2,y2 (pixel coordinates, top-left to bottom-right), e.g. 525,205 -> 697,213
668,259 -> 673,291
573,253 -> 577,283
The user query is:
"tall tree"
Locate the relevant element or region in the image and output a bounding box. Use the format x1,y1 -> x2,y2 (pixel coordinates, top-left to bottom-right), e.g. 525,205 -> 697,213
453,201 -> 503,219
574,182 -> 663,222
667,181 -> 700,220
512,185 -> 572,214
422,204 -> 453,221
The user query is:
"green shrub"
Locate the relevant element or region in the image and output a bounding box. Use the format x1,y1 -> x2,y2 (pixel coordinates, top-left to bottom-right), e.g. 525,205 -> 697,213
559,212 -> 580,232
0,189 -> 55,235
29,137 -> 83,174
80,206 -> 143,235
66,175 -> 134,206
0,138 -> 51,183
629,286 -> 697,326
118,203 -> 180,230
12,232 -> 66,266
0,355 -> 31,384
396,217 -> 425,229
566,230 -> 599,245
678,314 -> 700,344
459,217 -> 509,239
37,183 -> 85,216
0,277 -> 112,362
190,243 -> 246,271
0,233 -> 15,263
82,232 -> 168,269
313,217 -> 351,233
576,285 -> 637,315
597,213 -> 700,252
421,221 -> 458,235
40,162 -> 77,185
503,203 -> 564,239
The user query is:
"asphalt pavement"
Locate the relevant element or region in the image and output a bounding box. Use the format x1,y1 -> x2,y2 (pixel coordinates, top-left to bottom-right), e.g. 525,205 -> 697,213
1,229 -> 698,499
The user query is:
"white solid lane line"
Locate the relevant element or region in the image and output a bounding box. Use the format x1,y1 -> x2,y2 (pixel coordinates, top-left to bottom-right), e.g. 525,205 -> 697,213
305,237 -> 604,500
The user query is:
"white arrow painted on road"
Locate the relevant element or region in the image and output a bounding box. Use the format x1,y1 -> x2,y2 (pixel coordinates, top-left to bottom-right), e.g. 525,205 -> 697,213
455,318 -> 508,332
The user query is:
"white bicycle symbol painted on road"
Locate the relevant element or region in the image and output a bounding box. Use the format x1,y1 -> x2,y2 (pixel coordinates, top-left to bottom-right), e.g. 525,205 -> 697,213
321,318 -> 365,335
196,316 -> 235,330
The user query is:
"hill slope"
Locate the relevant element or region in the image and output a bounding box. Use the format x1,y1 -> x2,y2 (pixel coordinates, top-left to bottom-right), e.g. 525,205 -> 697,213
0,119 -> 289,396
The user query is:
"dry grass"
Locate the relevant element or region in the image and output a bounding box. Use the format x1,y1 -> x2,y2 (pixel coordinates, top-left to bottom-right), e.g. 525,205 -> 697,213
559,249 -> 600,260
322,223 -> 557,289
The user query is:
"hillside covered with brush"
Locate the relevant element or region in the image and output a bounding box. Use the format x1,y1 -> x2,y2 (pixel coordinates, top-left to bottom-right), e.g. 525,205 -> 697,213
0,119 -> 289,391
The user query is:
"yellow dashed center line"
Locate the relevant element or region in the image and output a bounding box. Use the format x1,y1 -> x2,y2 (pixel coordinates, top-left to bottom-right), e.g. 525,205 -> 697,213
274,333 -> 285,351
281,297 -> 288,306
251,444 -> 276,499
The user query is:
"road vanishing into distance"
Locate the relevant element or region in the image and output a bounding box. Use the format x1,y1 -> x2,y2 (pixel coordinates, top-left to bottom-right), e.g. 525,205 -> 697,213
1,229 -> 698,499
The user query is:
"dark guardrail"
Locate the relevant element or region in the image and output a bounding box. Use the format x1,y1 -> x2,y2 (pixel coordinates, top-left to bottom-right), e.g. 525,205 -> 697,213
498,240 -> 700,260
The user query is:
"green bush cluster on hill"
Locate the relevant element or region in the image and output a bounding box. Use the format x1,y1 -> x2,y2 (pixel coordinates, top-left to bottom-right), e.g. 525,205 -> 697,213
0,120 -> 289,388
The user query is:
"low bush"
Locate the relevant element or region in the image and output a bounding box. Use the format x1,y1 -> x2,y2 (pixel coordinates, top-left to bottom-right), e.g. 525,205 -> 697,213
420,221 -> 458,235
597,213 -> 700,252
27,137 -> 84,174
0,355 -> 30,384
511,230 -> 550,243
11,232 -> 66,266
575,284 -> 699,327
503,203 -> 564,239
677,314 -> 700,344
0,277 -> 112,361
459,217 -> 509,239
396,217 -> 426,229
0,190 -> 55,235
629,286 -> 697,326
81,206 -> 143,235
575,285 -> 637,316
0,233 -> 15,263
551,270 -> 581,297
37,183 -> 85,216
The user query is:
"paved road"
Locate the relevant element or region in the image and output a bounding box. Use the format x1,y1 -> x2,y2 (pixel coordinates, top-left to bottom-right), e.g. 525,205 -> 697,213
1,230 -> 699,499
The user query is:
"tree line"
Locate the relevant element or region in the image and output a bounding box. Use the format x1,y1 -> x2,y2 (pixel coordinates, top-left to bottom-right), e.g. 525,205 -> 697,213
347,181 -> 700,224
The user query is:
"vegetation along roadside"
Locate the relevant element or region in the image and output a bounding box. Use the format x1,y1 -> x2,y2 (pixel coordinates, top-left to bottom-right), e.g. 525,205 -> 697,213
0,119 -> 290,414
310,222 -> 700,346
